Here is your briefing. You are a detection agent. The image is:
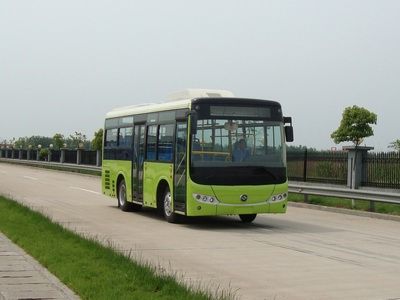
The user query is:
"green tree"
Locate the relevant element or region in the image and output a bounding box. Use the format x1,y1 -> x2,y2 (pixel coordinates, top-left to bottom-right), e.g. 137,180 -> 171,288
331,105 -> 377,147
68,131 -> 87,149
13,137 -> 27,149
91,128 -> 103,151
28,136 -> 53,148
52,133 -> 65,149
388,139 -> 400,152
13,136 -> 53,149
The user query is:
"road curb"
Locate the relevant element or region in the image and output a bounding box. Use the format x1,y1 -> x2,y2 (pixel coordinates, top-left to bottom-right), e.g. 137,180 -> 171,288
288,201 -> 400,222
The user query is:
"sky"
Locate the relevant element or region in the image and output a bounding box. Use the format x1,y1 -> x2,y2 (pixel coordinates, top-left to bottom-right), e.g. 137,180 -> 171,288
1,0 -> 399,151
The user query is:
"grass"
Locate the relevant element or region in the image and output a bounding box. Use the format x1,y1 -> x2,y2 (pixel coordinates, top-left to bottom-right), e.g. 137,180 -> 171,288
0,196 -> 230,300
289,193 -> 400,216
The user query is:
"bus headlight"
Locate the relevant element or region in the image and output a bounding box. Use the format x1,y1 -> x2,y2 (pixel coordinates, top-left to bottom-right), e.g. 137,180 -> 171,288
193,193 -> 219,204
268,192 -> 288,203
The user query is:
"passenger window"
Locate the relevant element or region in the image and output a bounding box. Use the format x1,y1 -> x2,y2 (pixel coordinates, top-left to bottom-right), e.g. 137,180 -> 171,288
118,127 -> 133,148
158,124 -> 174,161
146,125 -> 157,160
105,129 -> 118,148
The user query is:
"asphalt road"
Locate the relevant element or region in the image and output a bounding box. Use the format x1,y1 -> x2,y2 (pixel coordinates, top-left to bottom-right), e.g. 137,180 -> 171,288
1,163 -> 400,300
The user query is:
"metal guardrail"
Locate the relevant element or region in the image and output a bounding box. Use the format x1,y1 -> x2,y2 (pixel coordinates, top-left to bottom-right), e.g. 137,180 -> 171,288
289,182 -> 400,204
0,158 -> 101,174
2,157 -> 399,205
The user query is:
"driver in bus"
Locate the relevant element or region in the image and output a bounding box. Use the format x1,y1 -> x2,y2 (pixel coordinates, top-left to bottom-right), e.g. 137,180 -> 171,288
233,139 -> 250,162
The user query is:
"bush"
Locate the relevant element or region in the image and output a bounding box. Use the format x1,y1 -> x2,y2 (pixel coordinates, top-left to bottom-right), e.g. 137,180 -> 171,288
39,148 -> 49,161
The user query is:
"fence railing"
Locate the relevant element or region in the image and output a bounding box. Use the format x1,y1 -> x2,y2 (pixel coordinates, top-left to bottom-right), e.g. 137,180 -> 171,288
81,150 -> 97,165
50,150 -> 61,163
287,149 -> 400,190
64,150 -> 78,164
287,150 -> 347,184
362,152 -> 400,189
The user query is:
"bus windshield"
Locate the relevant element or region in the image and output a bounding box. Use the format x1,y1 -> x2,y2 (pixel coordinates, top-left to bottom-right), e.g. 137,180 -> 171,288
190,118 -> 286,185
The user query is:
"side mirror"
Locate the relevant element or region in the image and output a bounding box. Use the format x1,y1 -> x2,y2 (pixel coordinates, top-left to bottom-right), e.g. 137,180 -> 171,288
189,110 -> 198,135
283,116 -> 294,142
285,126 -> 294,142
283,116 -> 292,124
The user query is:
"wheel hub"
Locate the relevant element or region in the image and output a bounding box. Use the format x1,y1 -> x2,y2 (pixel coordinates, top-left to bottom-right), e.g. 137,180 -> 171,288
164,192 -> 172,216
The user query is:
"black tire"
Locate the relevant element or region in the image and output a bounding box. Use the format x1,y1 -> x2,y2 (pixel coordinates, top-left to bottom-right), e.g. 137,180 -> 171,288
239,214 -> 257,223
162,188 -> 180,223
118,179 -> 132,212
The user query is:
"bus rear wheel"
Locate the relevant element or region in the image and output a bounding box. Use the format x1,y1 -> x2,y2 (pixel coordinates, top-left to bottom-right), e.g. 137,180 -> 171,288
162,188 -> 179,223
239,214 -> 257,223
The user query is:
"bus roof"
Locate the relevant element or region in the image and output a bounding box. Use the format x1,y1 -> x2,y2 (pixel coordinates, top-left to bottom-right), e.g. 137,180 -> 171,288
105,89 -> 234,119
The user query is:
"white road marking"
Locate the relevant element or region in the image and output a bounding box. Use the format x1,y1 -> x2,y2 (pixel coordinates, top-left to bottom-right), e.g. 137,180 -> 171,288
69,186 -> 101,195
23,176 -> 38,181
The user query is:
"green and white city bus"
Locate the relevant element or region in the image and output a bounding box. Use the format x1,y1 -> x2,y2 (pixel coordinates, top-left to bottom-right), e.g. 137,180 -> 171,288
102,89 -> 294,223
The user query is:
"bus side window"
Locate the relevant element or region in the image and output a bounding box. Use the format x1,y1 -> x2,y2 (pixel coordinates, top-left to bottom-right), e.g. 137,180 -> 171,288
104,128 -> 118,160
158,124 -> 174,162
118,127 -> 133,160
105,128 -> 118,148
146,125 -> 157,160
121,127 -> 133,147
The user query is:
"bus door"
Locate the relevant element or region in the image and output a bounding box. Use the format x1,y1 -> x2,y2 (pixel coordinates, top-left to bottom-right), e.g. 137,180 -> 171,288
174,121 -> 187,213
133,124 -> 145,203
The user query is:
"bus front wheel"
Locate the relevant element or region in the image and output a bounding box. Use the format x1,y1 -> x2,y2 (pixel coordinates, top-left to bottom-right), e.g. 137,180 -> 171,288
162,188 -> 179,223
118,180 -> 142,212
239,214 -> 257,223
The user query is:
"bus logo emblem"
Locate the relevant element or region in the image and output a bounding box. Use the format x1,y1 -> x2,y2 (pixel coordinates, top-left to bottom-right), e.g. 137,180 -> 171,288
240,194 -> 248,202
